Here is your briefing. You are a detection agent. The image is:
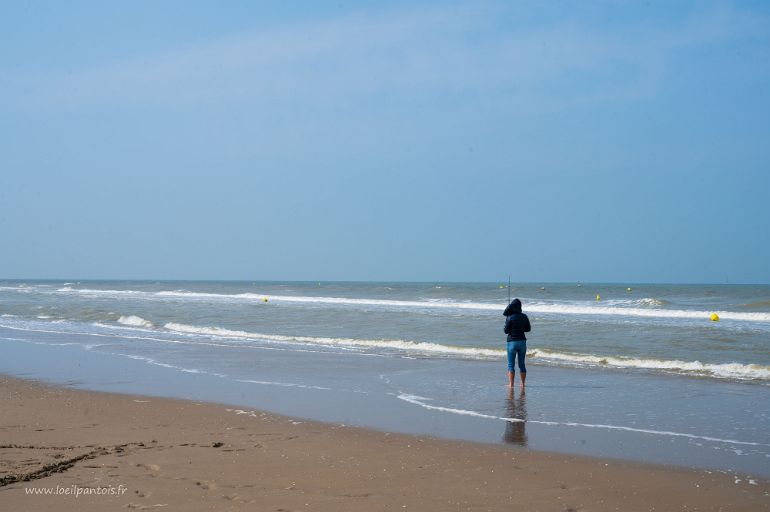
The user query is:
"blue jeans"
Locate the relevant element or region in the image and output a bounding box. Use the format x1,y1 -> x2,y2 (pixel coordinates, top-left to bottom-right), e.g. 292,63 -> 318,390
506,340 -> 527,373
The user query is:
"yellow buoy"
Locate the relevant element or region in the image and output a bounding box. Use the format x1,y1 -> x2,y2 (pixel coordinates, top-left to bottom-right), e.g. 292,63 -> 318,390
627,287 -> 632,292
596,294 -> 601,301
710,313 -> 719,322
499,284 -> 505,289
263,297 -> 269,303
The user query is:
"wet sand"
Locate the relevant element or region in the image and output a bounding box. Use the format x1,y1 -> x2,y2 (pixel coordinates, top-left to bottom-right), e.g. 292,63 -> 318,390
1,375 -> 767,511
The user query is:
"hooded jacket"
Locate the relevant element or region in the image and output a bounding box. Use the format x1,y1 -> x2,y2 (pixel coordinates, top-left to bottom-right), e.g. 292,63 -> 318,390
503,299 -> 531,341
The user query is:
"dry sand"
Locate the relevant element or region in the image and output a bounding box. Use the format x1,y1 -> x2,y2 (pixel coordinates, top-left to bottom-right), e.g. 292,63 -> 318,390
1,375 -> 767,511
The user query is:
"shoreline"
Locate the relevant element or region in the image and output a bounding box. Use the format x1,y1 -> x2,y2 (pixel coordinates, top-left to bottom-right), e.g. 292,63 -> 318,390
3,332 -> 770,477
1,374 -> 767,511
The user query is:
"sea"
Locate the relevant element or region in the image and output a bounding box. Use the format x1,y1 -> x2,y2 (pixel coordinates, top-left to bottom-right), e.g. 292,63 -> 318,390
1,280 -> 769,478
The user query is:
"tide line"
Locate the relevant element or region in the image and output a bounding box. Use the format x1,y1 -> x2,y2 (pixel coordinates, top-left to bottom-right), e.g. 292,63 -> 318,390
396,393 -> 769,447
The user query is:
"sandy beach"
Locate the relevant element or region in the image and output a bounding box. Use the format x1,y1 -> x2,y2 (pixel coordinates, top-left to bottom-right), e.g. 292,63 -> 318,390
1,375 -> 767,511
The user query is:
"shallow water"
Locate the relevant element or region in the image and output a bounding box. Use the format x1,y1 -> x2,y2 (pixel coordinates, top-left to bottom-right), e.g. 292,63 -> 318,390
1,280 -> 769,477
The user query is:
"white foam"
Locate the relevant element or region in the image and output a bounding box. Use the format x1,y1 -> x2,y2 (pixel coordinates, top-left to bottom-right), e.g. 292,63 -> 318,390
603,297 -> 667,308
164,322 -> 503,358
397,393 -> 518,421
119,353 -> 227,378
161,322 -> 770,382
2,316 -> 768,382
529,349 -> 770,381
525,303 -> 770,323
93,322 -> 156,333
637,298 -> 667,307
396,394 -> 769,447
117,315 -> 154,328
0,318 -> 338,358
236,379 -> 331,391
49,287 -> 770,323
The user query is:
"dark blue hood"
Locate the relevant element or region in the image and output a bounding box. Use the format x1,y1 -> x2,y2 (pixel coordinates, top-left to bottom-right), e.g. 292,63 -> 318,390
503,298 -> 522,316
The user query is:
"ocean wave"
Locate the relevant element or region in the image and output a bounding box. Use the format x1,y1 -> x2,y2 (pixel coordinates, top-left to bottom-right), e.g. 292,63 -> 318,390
160,322 -> 770,382
2,315 -> 769,383
48,287 -> 770,323
600,297 -> 668,308
163,322 -> 503,358
117,315 -> 154,328
529,349 -> 770,381
43,287 -> 770,322
525,303 -> 770,322
633,297 -> 668,307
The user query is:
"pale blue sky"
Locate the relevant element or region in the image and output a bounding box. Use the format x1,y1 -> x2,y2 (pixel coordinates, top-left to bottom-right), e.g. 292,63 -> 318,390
2,1 -> 769,283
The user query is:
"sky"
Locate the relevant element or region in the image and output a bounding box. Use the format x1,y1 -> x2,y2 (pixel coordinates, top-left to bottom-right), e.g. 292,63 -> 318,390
1,1 -> 769,283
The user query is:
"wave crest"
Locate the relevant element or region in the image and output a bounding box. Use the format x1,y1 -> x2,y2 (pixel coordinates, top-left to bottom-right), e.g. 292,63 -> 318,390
50,287 -> 770,323
118,315 -> 154,328
163,322 -> 503,358
529,349 -> 770,381
161,322 -> 770,382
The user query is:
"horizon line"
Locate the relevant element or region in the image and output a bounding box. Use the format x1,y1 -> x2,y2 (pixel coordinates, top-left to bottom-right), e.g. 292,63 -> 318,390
2,277 -> 768,286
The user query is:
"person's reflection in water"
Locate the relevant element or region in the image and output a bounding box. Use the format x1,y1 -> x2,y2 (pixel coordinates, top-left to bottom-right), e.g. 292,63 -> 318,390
503,388 -> 528,446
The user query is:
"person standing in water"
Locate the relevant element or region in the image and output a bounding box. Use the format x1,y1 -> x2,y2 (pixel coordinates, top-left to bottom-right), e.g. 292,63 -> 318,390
503,298 -> 531,389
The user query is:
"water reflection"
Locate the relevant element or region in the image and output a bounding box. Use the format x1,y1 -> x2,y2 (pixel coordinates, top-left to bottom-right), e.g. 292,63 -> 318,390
503,388 -> 527,446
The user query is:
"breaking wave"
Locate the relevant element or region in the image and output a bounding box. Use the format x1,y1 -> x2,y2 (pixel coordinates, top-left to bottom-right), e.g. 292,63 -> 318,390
118,315 -> 154,328
530,348 -> 770,381
45,287 -> 770,323
161,322 -> 770,382
163,322 -> 503,358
